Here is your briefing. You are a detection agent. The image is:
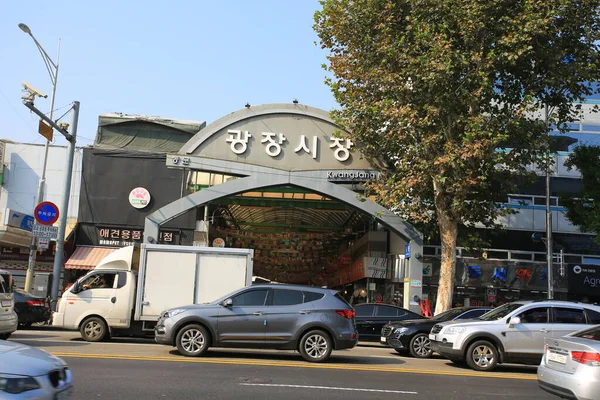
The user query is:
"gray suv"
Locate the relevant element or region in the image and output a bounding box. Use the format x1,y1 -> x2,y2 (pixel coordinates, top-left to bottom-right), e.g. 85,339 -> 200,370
155,284 -> 358,362
429,300 -> 600,371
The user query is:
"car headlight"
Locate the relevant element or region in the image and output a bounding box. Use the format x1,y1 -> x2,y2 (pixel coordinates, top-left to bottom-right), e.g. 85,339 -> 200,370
443,327 -> 466,335
0,376 -> 40,394
395,327 -> 410,335
162,309 -> 186,319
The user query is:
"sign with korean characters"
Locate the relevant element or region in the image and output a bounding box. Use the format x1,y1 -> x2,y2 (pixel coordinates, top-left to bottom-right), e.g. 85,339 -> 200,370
170,108 -> 379,172
97,227 -> 180,247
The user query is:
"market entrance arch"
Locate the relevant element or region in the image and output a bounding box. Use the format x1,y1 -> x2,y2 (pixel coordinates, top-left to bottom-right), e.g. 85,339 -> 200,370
144,104 -> 424,311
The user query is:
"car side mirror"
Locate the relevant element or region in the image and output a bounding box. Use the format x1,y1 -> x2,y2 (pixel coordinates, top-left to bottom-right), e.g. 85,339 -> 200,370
71,282 -> 80,294
509,316 -> 521,327
222,298 -> 233,307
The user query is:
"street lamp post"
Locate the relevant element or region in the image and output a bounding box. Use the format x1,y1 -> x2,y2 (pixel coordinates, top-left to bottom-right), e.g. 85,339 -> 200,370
19,23 -> 60,293
544,104 -> 554,300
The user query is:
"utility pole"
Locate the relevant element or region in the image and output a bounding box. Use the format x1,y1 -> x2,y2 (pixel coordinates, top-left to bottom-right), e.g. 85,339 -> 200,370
545,103 -> 554,300
19,23 -> 60,293
23,99 -> 79,310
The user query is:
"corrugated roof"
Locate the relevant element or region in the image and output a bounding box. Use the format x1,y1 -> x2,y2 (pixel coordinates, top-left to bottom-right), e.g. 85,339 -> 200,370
65,246 -> 118,270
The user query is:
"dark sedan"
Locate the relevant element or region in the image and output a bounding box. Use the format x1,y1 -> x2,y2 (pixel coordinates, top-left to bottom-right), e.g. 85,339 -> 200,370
354,303 -> 425,342
14,289 -> 51,328
380,306 -> 492,358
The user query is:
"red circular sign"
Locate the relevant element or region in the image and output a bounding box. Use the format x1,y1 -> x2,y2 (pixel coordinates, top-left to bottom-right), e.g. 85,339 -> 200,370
34,201 -> 60,226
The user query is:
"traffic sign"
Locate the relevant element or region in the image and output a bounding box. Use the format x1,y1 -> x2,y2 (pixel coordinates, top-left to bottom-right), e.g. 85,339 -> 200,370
34,201 -> 59,226
38,120 -> 53,141
37,238 -> 49,249
32,223 -> 58,239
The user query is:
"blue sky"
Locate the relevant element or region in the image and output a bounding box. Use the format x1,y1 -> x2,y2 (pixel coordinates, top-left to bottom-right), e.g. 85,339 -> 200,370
1,1 -> 335,147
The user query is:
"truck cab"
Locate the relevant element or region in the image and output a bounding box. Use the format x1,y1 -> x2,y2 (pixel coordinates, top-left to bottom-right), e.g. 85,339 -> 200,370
0,269 -> 17,340
53,246 -> 137,341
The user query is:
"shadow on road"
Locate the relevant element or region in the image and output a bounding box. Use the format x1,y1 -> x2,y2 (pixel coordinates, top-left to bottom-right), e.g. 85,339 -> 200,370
167,349 -> 406,365
443,361 -> 538,374
11,339 -> 90,348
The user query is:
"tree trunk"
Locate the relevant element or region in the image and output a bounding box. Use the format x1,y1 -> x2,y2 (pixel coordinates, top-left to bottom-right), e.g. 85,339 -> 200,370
434,215 -> 458,315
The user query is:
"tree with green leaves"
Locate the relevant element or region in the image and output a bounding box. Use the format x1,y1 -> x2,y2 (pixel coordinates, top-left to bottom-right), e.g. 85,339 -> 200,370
564,145 -> 600,242
314,0 -> 600,313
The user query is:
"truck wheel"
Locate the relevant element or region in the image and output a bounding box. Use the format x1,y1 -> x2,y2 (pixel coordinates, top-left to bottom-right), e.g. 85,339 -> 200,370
466,340 -> 498,371
80,317 -> 108,342
176,324 -> 209,357
299,330 -> 332,363
0,333 -> 11,340
409,334 -> 433,358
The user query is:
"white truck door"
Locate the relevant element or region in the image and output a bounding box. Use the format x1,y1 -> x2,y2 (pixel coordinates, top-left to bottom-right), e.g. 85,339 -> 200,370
64,271 -> 119,327
196,254 -> 249,304
141,251 -> 197,319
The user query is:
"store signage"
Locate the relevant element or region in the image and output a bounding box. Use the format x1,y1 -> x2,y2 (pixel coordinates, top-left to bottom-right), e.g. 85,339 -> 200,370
569,264 -> 600,295
326,170 -> 380,182
212,238 -> 225,248
410,279 -> 422,288
5,209 -> 34,231
97,227 -> 178,247
128,187 -> 151,209
34,202 -> 59,226
224,130 -> 354,162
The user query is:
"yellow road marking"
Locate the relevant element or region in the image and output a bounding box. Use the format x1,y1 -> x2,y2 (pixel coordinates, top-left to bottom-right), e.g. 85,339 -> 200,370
50,352 -> 537,381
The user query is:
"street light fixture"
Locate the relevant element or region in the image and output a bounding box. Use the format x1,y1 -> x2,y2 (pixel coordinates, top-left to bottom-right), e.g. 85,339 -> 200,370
19,23 -> 60,293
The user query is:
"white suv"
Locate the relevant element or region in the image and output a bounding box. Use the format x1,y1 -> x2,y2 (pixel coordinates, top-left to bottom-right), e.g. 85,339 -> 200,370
0,269 -> 17,340
429,300 -> 600,371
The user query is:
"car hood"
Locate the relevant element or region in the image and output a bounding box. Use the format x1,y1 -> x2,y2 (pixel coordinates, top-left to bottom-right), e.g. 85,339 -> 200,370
388,319 -> 435,328
433,319 -> 488,328
0,341 -> 67,377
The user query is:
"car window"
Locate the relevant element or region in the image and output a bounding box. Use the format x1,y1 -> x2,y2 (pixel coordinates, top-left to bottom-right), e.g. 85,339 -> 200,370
376,306 -> 399,317
571,326 -> 600,341
478,303 -> 523,321
272,289 -> 304,306
80,273 -> 117,290
355,305 -> 375,317
585,309 -> 600,324
518,307 -> 549,323
0,273 -> 12,293
231,289 -> 268,307
458,309 -> 489,320
554,308 -> 586,324
303,291 -> 324,303
117,272 -> 127,289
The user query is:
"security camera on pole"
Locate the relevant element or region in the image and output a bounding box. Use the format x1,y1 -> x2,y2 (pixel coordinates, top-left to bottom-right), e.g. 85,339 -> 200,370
19,23 -> 60,293
21,83 -> 79,310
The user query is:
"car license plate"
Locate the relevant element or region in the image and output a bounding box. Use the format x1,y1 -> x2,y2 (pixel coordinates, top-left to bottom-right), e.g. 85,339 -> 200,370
429,334 -> 436,340
548,351 -> 567,364
380,336 -> 387,342
1,301 -> 11,307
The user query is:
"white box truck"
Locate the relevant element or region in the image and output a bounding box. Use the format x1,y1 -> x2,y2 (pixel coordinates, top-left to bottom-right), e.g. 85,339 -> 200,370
53,244 -> 254,342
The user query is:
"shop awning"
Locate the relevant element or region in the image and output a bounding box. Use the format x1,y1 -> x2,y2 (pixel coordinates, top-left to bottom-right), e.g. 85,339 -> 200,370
65,246 -> 118,270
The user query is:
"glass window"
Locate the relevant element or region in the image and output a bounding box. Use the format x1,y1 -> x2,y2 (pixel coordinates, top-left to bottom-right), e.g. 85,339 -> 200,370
117,272 -> 127,289
572,326 -> 600,341
518,307 -> 549,323
0,273 -> 12,293
585,309 -> 600,324
303,291 -> 324,303
376,306 -> 398,317
231,289 -> 268,307
355,305 -> 375,317
479,303 -> 524,321
272,289 -> 304,306
432,308 -> 466,322
554,308 -> 586,324
80,273 -> 117,291
458,309 -> 489,320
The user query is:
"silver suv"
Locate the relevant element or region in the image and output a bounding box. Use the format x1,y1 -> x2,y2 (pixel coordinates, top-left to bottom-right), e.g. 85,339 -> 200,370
155,284 -> 358,362
0,269 -> 17,340
429,300 -> 600,371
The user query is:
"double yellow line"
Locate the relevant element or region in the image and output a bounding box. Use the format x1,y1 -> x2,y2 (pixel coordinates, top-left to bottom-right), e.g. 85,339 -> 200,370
50,352 -> 537,381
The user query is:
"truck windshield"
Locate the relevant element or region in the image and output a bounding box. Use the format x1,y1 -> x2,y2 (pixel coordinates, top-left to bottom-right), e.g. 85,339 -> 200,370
478,303 -> 523,321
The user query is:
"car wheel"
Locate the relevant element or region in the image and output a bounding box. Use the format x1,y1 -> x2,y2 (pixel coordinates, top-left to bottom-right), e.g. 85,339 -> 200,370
299,330 -> 333,363
0,333 -> 11,340
80,317 -> 108,342
176,324 -> 210,357
409,333 -> 433,358
466,340 -> 498,371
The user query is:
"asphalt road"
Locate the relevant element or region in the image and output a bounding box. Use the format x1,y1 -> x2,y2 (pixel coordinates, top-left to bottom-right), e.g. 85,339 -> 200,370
65,357 -> 552,400
9,330 -> 554,399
